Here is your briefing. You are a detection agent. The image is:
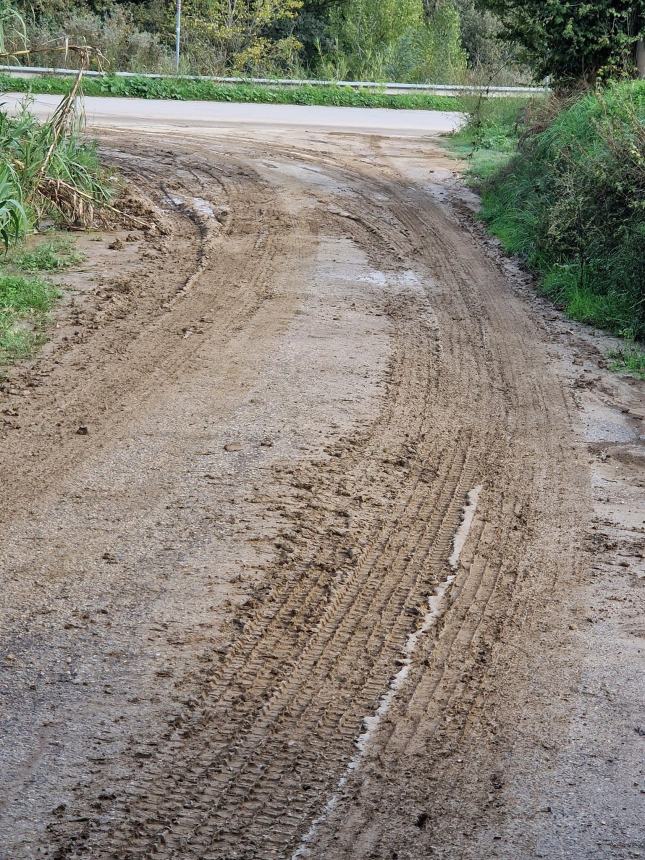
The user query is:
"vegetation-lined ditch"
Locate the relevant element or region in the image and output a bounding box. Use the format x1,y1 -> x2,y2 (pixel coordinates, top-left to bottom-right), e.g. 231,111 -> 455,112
449,82 -> 645,377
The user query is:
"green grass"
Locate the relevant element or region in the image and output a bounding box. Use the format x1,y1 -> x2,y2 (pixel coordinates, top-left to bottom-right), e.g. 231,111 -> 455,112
0,272 -> 59,361
446,96 -> 530,181
12,236 -> 84,271
0,162 -> 27,247
0,72 -> 465,111
607,346 -> 645,380
0,272 -> 57,311
448,97 -> 529,149
449,82 -> 645,347
0,237 -> 83,361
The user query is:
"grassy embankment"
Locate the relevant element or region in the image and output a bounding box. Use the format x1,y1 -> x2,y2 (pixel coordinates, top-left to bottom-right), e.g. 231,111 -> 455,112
450,83 -> 645,378
0,99 -> 108,364
0,72 -> 464,111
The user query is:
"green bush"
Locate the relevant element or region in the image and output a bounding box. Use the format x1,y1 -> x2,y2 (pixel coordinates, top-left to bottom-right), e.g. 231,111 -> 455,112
324,0 -> 466,83
387,4 -> 467,85
22,6 -> 174,73
448,95 -> 530,179
479,82 -> 645,340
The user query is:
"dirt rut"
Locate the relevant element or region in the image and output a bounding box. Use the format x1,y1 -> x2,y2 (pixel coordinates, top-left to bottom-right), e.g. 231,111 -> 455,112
0,129 -> 642,860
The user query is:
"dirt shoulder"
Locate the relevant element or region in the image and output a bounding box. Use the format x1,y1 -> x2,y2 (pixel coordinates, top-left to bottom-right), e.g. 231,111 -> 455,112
0,126 -> 642,860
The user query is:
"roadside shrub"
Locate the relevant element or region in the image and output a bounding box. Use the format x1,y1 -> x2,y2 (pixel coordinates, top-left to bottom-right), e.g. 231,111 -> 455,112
0,96 -> 110,360
0,0 -> 26,59
325,0 -> 422,81
480,82 -> 645,339
0,163 -> 27,247
324,0 -> 466,83
448,95 -> 531,181
0,2 -> 115,363
22,7 -> 175,73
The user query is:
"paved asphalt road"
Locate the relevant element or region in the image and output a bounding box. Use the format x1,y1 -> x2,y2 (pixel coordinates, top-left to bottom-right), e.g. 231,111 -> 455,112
3,92 -> 465,136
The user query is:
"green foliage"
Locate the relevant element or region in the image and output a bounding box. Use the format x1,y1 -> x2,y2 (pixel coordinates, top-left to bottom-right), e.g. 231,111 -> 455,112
290,0 -> 347,65
0,271 -> 59,361
323,0 -> 466,82
325,0 -> 422,79
448,94 -> 526,149
10,0 -> 525,83
0,72 -> 464,110
0,163 -> 27,248
12,0 -> 306,75
455,0 -> 502,70
447,95 -> 529,180
388,3 -> 467,84
0,3 -> 110,363
1,3 -> 112,240
470,82 -> 645,340
607,345 -> 645,379
0,0 -> 26,58
0,100 -> 112,236
21,6 -> 176,73
0,271 -> 57,311
478,0 -> 645,86
12,236 -> 84,271
176,0 -> 304,75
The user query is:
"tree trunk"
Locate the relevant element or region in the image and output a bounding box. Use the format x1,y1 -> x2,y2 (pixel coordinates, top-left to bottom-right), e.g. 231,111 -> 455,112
637,39 -> 645,78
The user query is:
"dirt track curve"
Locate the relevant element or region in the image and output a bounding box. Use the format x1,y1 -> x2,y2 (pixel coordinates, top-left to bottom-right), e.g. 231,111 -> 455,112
0,122 -> 643,860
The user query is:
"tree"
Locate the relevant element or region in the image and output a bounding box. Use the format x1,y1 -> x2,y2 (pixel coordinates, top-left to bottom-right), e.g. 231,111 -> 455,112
176,0 -> 304,72
477,0 -> 645,86
326,0 -> 423,79
268,0 -> 347,66
322,0 -> 466,82
453,0 -> 509,72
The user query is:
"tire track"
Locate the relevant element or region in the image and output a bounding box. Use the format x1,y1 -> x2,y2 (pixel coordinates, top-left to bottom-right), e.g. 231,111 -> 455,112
304,142 -> 587,859
49,268 -> 477,858
8,131 -> 590,860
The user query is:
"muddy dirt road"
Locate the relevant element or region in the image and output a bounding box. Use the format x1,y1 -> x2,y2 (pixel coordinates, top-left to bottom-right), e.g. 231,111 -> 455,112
0,113 -> 643,860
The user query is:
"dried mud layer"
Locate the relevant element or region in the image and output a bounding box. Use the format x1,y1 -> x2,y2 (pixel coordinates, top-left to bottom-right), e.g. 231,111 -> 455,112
0,126 -> 643,860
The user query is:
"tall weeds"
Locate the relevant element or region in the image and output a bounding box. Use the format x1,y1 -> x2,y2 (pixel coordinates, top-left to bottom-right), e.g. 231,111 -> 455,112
0,2 -> 115,363
0,99 -> 112,240
0,1 -> 113,244
0,162 -> 26,247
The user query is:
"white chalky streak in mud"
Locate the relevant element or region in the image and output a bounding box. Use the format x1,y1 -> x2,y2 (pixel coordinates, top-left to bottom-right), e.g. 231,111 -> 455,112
168,193 -> 216,219
449,484 -> 482,570
293,485 -> 483,858
191,197 -> 216,218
